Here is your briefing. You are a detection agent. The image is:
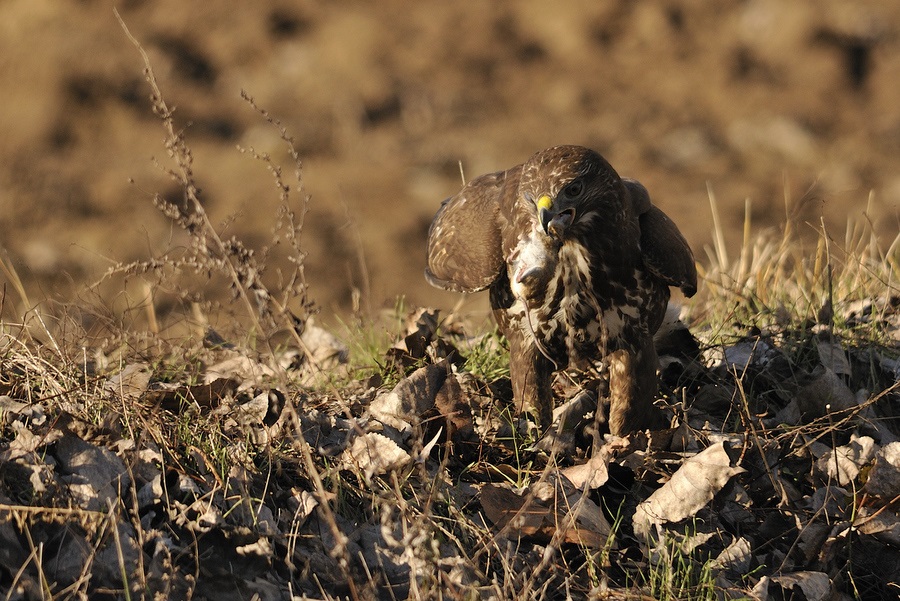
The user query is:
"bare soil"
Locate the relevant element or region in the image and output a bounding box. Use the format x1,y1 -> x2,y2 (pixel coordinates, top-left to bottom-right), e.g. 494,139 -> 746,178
1,1 -> 898,318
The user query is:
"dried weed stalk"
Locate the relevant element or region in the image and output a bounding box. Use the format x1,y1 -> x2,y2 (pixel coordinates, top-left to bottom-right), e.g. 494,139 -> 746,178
109,11 -> 313,350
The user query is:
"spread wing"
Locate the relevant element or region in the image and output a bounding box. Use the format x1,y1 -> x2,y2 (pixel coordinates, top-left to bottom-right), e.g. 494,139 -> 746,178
624,179 -> 698,297
425,167 -> 519,293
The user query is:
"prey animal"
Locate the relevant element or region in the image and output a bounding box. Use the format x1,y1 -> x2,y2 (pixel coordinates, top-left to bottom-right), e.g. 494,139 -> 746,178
425,146 -> 696,435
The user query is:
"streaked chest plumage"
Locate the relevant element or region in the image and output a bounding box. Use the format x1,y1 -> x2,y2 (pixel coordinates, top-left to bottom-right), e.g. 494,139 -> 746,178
493,229 -> 664,370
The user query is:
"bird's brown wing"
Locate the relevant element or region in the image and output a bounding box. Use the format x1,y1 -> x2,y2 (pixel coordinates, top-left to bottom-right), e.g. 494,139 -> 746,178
624,179 -> 698,297
425,167 -> 519,293
623,179 -> 652,215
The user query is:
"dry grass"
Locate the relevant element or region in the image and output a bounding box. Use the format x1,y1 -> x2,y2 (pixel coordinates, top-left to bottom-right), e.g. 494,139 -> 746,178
700,184 -> 899,334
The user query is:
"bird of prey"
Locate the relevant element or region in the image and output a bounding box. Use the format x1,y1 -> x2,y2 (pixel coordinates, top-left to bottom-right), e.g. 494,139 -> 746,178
425,145 -> 697,435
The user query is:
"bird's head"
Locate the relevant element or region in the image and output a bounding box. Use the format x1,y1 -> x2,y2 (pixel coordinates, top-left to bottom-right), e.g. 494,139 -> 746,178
535,182 -> 579,239
521,146 -> 624,240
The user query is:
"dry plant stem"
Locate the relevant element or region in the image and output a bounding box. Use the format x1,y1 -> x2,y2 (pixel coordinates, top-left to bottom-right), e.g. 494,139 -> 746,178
237,90 -> 313,318
416,431 -> 480,569
787,384 -> 898,453
19,525 -> 51,599
732,365 -> 790,506
707,182 -> 729,271
0,248 -> 31,318
67,518 -> 105,599
5,534 -> 45,601
232,95 -> 361,410
229,101 -> 350,406
353,555 -> 379,599
117,11 -> 353,416
854,492 -> 900,526
528,483 -> 596,589
474,444 -> 567,579
334,193 -> 373,318
116,12 -> 266,340
286,405 -> 360,601
124,463 -> 149,596
0,504 -> 107,519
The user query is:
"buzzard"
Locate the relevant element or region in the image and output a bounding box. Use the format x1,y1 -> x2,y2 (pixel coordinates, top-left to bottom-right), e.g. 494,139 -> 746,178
425,146 -> 697,435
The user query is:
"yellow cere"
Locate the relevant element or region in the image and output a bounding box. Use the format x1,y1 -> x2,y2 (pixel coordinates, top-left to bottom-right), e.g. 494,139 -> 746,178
537,194 -> 553,211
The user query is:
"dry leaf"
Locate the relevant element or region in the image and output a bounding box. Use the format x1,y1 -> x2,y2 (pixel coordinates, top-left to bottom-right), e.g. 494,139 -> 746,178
7,421 -> 62,457
431,371 -> 477,455
291,489 -> 320,524
0,395 -> 46,425
343,432 -> 411,481
754,571 -> 833,601
855,507 -> 900,546
481,478 -> 610,548
560,437 -> 628,490
105,363 -> 152,402
417,427 -> 443,463
204,354 -> 275,384
232,390 -> 270,427
794,366 -> 856,419
368,360 -> 450,434
816,337 -> 852,377
301,321 -> 350,368
634,442 -> 744,539
723,337 -> 778,371
480,483 -> 544,531
147,377 -> 240,412
711,536 -> 752,574
54,434 -> 131,512
815,434 -> 876,486
862,441 -> 900,499
392,308 -> 440,359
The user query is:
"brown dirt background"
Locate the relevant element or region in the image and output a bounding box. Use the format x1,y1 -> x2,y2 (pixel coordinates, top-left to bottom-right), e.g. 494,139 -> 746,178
1,0 -> 898,323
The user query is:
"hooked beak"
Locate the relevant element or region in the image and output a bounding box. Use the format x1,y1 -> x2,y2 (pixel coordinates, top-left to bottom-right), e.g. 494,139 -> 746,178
537,194 -> 575,238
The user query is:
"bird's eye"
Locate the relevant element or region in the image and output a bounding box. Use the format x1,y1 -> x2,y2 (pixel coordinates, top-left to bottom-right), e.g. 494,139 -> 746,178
563,180 -> 583,199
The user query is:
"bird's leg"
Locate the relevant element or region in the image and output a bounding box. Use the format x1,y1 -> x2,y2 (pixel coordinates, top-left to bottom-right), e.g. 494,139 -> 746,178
507,334 -> 555,430
604,339 -> 661,436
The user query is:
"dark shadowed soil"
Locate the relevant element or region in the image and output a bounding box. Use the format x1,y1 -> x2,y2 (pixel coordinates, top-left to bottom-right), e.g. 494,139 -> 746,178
1,1 -> 898,320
